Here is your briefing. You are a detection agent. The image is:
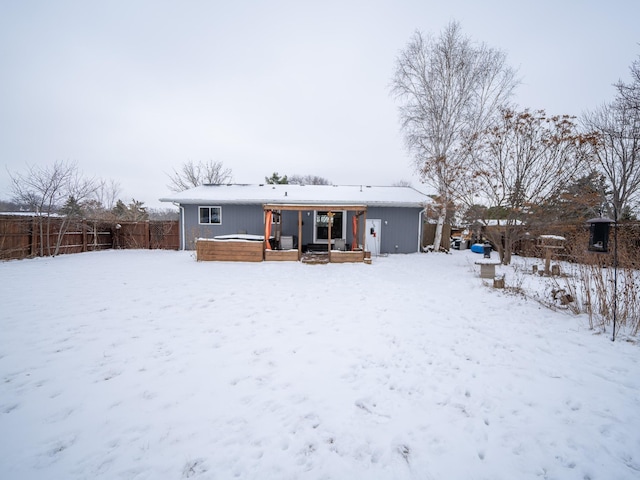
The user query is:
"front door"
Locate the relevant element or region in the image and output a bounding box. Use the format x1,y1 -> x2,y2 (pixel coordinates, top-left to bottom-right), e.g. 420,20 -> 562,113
365,219 -> 381,256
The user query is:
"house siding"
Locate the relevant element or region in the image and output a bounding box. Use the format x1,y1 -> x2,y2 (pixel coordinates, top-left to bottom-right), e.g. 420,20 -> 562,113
182,204 -> 423,254
183,205 -> 316,249
367,207 -> 423,254
183,204 -> 265,249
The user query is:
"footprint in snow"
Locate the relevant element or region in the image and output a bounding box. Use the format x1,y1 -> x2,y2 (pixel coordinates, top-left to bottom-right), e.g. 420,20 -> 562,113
354,398 -> 391,422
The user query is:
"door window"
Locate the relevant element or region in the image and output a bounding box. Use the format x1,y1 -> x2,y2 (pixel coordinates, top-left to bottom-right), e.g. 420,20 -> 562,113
314,211 -> 345,242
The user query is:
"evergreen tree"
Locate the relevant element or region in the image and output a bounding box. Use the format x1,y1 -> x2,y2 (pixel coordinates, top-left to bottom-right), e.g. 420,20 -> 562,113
60,195 -> 83,217
265,172 -> 288,184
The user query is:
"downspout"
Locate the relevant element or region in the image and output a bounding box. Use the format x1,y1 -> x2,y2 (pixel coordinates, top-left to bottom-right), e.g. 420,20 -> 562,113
174,203 -> 185,250
417,206 -> 428,252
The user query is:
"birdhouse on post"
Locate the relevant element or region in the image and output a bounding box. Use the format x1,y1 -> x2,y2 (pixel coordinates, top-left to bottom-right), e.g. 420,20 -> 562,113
586,218 -> 614,253
538,235 -> 565,276
585,216 -> 620,342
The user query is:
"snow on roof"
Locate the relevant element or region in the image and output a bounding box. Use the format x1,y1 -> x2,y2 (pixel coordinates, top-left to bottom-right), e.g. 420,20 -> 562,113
0,211 -> 62,217
539,235 -> 566,241
160,184 -> 432,208
475,219 -> 524,226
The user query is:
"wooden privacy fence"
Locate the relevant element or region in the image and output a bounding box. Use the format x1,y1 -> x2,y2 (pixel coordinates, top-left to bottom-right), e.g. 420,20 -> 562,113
0,215 -> 179,260
422,222 -> 452,250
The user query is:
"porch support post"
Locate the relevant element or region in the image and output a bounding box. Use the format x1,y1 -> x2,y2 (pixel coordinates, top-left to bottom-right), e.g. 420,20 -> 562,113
327,211 -> 332,262
297,210 -> 302,260
263,207 -> 269,254
362,210 -> 367,252
276,210 -> 282,246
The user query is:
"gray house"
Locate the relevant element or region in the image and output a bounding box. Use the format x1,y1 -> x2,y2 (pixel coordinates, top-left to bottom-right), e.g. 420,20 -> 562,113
160,184 -> 432,255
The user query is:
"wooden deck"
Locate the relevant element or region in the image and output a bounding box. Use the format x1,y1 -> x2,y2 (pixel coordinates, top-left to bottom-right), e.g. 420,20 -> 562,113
196,238 -> 367,263
301,250 -> 366,264
265,250 -> 299,261
328,250 -> 366,263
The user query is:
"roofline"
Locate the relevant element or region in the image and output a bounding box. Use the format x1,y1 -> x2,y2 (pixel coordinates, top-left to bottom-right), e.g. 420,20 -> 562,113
263,203 -> 368,211
159,184 -> 432,208
159,198 -> 428,208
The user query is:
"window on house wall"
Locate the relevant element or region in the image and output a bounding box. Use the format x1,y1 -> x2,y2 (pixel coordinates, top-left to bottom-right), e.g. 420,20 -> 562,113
199,206 -> 222,225
264,210 -> 281,224
314,210 -> 345,242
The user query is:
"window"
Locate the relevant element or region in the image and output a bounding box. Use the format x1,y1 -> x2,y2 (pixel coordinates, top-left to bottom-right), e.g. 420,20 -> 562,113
273,212 -> 281,224
199,206 -> 222,225
314,210 -> 345,243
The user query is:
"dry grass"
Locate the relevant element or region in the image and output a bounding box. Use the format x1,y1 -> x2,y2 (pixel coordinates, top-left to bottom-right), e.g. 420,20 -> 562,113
549,228 -> 640,338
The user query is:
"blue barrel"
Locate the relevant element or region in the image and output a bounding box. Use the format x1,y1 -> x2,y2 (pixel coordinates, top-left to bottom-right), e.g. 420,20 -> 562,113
471,243 -> 485,254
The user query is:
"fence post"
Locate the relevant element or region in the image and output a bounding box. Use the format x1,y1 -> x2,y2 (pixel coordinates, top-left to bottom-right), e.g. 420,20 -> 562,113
82,218 -> 87,252
145,220 -> 150,249
30,217 -> 38,257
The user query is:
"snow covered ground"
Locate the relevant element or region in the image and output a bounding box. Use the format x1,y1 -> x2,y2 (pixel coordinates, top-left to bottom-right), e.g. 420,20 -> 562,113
1,249 -> 639,480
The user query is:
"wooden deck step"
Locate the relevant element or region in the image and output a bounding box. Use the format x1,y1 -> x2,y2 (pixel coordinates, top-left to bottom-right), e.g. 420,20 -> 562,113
301,252 -> 329,264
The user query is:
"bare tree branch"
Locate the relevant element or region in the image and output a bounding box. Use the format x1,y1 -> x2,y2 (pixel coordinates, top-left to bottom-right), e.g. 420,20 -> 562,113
584,54 -> 640,219
167,160 -> 233,192
94,178 -> 121,212
472,108 -> 594,263
391,21 -> 519,250
288,174 -> 331,185
9,160 -> 98,255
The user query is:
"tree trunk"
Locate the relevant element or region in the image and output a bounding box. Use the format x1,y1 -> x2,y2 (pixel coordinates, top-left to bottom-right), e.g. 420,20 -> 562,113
432,204 -> 447,251
37,217 -> 44,257
495,241 -> 506,264
502,227 -> 513,265
45,215 -> 53,256
53,217 -> 69,256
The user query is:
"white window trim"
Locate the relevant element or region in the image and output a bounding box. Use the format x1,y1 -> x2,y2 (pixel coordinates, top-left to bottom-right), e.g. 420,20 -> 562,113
264,210 -> 281,224
313,210 -> 346,243
198,206 -> 222,225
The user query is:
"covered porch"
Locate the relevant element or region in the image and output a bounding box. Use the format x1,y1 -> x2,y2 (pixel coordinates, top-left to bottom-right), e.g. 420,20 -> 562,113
263,203 -> 368,263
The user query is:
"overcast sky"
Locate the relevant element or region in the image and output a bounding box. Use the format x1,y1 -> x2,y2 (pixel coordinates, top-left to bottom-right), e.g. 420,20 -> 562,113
1,0 -> 638,209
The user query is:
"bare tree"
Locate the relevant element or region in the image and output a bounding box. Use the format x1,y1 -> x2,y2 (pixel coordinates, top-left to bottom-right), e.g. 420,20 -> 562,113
94,178 -> 121,212
167,160 -> 232,192
288,174 -> 331,185
582,105 -> 640,219
392,180 -> 413,187
471,108 -> 594,264
583,56 -> 640,219
0,199 -> 22,212
9,160 -> 97,256
391,21 -> 518,251
148,207 -> 179,220
78,178 -> 121,220
614,54 -> 640,113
